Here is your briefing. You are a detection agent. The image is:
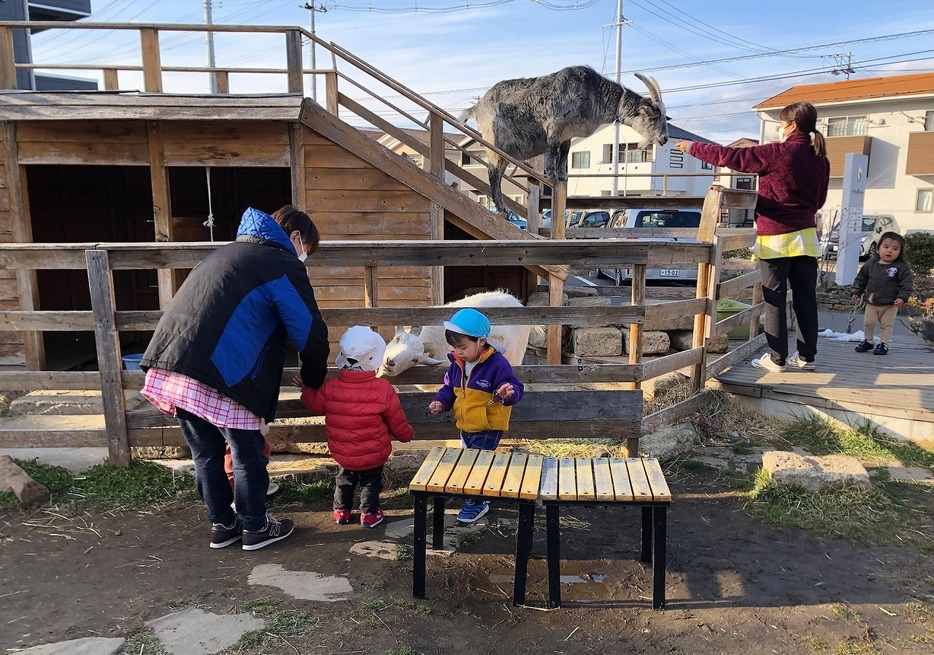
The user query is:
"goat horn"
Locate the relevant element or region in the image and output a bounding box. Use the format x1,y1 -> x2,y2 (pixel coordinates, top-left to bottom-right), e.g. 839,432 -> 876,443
634,72 -> 661,103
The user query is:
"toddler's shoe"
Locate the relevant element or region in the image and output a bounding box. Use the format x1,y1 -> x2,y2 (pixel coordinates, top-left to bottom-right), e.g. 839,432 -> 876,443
854,340 -> 873,353
360,508 -> 384,529
873,342 -> 889,355
751,353 -> 784,372
334,509 -> 351,525
456,499 -> 489,524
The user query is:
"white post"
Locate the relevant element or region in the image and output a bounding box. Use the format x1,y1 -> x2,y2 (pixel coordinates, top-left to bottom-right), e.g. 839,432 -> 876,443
204,0 -> 217,94
611,0 -> 623,196
835,153 -> 869,286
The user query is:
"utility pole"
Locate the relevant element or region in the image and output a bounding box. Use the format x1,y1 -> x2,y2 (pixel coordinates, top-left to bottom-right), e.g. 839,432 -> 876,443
830,52 -> 854,80
609,0 -> 630,196
302,2 -> 326,102
204,0 -> 217,94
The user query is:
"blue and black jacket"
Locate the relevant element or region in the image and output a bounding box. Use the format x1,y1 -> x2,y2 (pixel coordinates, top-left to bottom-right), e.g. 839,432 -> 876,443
141,208 -> 330,422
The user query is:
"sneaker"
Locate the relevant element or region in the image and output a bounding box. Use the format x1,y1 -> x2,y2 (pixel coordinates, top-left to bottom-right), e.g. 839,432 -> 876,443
266,482 -> 280,496
854,340 -> 873,353
360,509 -> 384,529
873,342 -> 889,355
787,352 -> 815,371
334,509 -> 351,525
456,500 -> 489,524
751,353 -> 784,372
241,515 -> 294,551
210,517 -> 242,549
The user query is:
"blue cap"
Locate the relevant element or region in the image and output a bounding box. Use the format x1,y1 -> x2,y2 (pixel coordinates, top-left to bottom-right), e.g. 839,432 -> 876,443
444,308 -> 490,338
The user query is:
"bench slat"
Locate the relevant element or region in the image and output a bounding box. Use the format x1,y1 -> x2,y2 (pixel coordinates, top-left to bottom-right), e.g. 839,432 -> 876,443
426,447 -> 462,493
482,451 -> 512,497
539,457 -> 558,500
520,454 -> 545,500
575,458 -> 596,501
593,458 -> 615,501
501,452 -> 527,499
464,449 -> 496,495
642,458 -> 672,501
609,458 -> 634,501
558,458 -> 577,501
444,447 -> 479,494
626,458 -> 653,500
408,445 -> 446,492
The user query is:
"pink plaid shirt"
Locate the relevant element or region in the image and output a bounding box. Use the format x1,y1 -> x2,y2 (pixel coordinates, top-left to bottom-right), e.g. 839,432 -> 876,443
141,367 -> 262,430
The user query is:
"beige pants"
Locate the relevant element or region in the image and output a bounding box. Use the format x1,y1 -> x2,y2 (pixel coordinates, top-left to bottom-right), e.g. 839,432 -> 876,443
864,303 -> 898,344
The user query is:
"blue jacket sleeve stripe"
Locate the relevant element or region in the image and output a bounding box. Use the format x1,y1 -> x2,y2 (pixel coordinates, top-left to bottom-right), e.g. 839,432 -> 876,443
268,274 -> 314,351
211,285 -> 280,387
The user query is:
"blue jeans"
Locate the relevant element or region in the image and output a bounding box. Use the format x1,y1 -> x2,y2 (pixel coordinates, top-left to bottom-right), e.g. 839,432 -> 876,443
460,430 -> 503,450
176,408 -> 269,531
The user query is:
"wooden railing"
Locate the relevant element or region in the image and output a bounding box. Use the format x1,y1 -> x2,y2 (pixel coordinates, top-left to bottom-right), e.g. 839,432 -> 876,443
0,187 -> 764,465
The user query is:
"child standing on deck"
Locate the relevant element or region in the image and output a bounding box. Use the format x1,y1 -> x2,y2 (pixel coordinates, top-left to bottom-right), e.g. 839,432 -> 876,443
298,326 -> 414,528
427,308 -> 524,523
851,232 -> 914,356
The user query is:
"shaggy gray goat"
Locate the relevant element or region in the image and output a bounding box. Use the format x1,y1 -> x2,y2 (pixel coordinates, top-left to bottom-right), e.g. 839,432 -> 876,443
461,65 -> 668,213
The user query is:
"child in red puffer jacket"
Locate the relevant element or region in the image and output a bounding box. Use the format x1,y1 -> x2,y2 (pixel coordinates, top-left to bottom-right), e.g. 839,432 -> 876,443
298,326 -> 414,529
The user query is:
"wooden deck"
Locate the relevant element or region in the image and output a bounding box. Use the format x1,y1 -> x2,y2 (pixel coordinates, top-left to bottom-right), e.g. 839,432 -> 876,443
709,335 -> 934,443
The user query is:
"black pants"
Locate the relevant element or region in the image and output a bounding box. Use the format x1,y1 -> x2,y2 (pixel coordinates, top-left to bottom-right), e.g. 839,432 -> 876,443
758,256 -> 819,365
334,465 -> 384,514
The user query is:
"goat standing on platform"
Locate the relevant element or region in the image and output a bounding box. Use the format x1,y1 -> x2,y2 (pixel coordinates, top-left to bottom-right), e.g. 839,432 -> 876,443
461,65 -> 669,213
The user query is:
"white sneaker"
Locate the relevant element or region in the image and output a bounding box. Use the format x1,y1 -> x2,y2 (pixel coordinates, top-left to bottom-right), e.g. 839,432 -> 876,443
751,353 -> 785,372
787,352 -> 815,370
266,482 -> 280,496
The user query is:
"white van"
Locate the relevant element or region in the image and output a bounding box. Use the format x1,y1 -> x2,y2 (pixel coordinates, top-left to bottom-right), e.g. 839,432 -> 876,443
598,208 -> 703,285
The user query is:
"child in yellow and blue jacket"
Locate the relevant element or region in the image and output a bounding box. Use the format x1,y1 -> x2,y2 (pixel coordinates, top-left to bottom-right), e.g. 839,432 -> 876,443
427,308 -> 524,523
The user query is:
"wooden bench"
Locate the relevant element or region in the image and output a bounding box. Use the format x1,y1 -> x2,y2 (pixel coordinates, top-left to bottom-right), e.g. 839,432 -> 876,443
408,446 -> 672,609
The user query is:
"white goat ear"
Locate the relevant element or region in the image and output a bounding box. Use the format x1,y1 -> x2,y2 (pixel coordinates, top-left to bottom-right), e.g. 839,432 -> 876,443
394,326 -> 406,337
419,354 -> 443,366
409,325 -> 423,337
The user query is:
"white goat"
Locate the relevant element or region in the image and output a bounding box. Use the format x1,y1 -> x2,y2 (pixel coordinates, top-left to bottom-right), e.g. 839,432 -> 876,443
379,290 -> 532,377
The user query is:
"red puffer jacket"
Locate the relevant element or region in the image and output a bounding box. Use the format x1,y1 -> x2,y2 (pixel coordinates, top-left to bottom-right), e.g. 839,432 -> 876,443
300,369 -> 414,471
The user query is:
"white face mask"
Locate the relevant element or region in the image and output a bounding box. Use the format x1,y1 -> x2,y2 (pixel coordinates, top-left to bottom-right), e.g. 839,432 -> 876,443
291,234 -> 307,262
297,250 -> 307,263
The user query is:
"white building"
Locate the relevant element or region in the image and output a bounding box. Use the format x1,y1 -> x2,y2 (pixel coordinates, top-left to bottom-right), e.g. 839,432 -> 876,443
754,72 -> 934,233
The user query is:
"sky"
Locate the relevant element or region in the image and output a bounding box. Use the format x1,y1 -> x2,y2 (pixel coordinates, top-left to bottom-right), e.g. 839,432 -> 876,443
27,0 -> 934,144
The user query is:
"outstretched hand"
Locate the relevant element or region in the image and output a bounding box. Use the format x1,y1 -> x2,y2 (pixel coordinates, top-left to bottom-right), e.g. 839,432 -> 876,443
674,140 -> 693,154
496,383 -> 515,401
428,400 -> 444,414
851,294 -> 860,303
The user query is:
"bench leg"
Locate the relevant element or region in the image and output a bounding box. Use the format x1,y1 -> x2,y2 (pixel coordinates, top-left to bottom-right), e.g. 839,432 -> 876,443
640,506 -> 652,563
652,506 -> 667,610
413,494 -> 428,598
431,496 -> 446,550
546,504 -> 561,609
513,502 -> 534,605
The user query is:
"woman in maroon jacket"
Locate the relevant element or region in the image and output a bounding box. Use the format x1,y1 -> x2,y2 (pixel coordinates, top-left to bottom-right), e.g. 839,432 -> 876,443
299,326 -> 414,529
676,101 -> 829,372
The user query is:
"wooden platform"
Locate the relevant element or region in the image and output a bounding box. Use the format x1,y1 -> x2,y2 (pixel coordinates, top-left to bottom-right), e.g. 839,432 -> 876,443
709,336 -> 934,443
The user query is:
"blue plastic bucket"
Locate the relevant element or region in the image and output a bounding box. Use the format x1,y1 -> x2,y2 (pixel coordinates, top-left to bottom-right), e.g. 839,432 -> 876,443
122,353 -> 144,371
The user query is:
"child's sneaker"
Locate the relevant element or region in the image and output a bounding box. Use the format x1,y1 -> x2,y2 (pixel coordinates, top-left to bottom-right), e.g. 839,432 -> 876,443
360,509 -> 384,529
854,340 -> 873,353
210,517 -> 242,549
456,500 -> 489,524
786,352 -> 815,371
241,514 -> 294,551
751,353 -> 784,372
873,342 -> 889,355
266,482 -> 280,496
334,509 -> 351,525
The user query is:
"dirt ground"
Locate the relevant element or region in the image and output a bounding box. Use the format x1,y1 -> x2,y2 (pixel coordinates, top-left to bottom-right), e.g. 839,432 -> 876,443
2,465 -> 932,655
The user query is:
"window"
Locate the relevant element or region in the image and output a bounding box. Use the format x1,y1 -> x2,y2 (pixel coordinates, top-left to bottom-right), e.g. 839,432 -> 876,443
917,188 -> 933,213
619,143 -> 654,163
476,195 -> 489,209
602,144 -> 614,163
701,161 -> 714,170
571,151 -> 591,169
735,177 -> 754,190
925,110 -> 934,132
461,151 -> 474,166
826,116 -> 867,137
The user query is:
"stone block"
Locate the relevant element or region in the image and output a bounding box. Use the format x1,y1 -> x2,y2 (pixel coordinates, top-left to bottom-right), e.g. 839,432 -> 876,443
564,286 -> 599,298
528,325 -> 548,349
622,328 -> 670,355
570,327 -> 622,357
762,451 -> 871,491
638,422 -> 697,462
526,291 -> 567,307
566,295 -> 613,307
668,330 -> 728,354
0,455 -> 49,504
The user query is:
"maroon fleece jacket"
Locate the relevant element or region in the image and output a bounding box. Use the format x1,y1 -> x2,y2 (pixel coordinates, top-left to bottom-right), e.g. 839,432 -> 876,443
689,132 -> 829,236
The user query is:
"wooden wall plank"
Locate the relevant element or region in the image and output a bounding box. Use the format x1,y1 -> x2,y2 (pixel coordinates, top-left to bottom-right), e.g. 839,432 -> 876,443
308,167 -> 410,192
306,190 -> 431,213
163,122 -> 290,167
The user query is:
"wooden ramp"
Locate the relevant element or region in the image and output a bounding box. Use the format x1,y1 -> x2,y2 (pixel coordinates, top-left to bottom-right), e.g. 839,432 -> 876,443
709,336 -> 934,444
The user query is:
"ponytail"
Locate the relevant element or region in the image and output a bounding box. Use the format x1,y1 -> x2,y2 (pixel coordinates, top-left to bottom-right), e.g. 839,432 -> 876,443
780,101 -> 827,158
812,130 -> 827,158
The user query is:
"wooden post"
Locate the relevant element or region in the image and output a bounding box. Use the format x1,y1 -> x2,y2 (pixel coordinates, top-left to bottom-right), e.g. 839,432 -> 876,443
289,122 -> 306,209
546,179 -> 568,364
2,122 -> 45,369
428,113 -> 444,179
146,121 -> 173,308
140,28 -> 163,93
324,71 -> 339,115
690,185 -> 723,393
625,263 -> 646,456
551,180 -> 567,241
749,280 -> 763,342
86,250 -> 130,467
215,70 -> 229,94
527,185 -> 541,234
363,266 -> 379,310
103,68 -> 119,91
285,30 -> 303,95
0,27 -> 15,90
429,203 -> 444,306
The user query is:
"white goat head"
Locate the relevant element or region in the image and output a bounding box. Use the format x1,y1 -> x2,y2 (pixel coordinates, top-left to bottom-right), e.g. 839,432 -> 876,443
378,325 -> 444,377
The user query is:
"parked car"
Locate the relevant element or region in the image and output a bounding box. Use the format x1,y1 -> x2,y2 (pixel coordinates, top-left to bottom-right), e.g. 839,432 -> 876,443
820,214 -> 900,260
505,210 -> 527,230
598,208 -> 703,285
566,209 -> 611,229
541,209 -> 552,229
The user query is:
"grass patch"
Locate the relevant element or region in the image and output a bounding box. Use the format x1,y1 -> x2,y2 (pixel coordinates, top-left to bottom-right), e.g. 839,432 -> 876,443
522,438 -> 618,458
783,417 -> 934,469
746,468 -> 912,546
237,597 -> 318,653
271,476 -> 334,505
124,627 -> 169,655
0,459 -> 197,513
804,636 -> 828,652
